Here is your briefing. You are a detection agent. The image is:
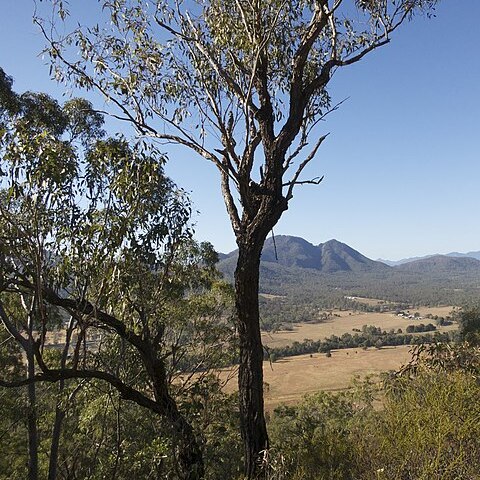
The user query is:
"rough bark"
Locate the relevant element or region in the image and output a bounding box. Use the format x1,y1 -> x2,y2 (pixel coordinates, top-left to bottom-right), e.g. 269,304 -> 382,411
150,361 -> 204,480
233,189 -> 287,477
235,241 -> 268,477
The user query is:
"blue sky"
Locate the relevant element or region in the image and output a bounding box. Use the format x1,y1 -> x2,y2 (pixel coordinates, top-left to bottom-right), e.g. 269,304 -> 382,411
1,1 -> 479,260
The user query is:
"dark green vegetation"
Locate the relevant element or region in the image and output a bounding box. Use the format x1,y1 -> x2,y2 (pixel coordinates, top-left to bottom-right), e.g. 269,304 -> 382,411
267,326 -> 452,362
218,236 -> 480,329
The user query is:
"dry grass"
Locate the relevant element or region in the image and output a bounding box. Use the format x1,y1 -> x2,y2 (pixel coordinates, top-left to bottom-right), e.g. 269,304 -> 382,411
414,305 -> 458,317
222,345 -> 413,410
346,296 -> 393,306
261,307 -> 458,348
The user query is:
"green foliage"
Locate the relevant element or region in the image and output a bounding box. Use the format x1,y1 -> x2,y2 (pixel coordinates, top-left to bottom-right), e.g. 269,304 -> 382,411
0,327 -> 27,480
40,0 -> 440,143
0,73 -> 236,479
357,371 -> 480,479
458,306 -> 480,345
269,392 -> 358,480
268,327 -> 451,361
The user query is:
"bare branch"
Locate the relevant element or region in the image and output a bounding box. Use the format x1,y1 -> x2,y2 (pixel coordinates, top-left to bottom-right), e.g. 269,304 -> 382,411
283,176 -> 324,188
285,133 -> 329,201
0,300 -> 29,350
13,282 -> 149,357
220,170 -> 242,236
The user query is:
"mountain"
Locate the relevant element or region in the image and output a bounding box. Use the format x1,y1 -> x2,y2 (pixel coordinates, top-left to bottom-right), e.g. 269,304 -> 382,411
217,236 -> 480,323
378,255 -> 435,267
219,236 -> 390,274
446,251 -> 480,261
395,255 -> 480,274
379,250 -> 480,266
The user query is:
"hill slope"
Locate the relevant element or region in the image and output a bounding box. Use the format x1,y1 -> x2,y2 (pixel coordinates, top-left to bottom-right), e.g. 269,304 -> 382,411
380,250 -> 480,266
217,236 -> 480,321
395,255 -> 480,274
220,236 -> 390,274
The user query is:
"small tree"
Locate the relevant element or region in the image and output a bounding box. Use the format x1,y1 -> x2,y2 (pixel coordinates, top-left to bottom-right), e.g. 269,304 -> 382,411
458,307 -> 480,346
37,0 -> 440,475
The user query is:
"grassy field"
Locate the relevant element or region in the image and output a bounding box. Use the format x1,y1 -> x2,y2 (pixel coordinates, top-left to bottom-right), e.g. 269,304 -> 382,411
261,306 -> 457,348
222,345 -> 414,410
345,296 -> 394,307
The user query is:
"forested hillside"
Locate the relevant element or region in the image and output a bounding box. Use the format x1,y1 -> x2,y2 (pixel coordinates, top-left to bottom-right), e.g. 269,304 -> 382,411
219,236 -> 480,328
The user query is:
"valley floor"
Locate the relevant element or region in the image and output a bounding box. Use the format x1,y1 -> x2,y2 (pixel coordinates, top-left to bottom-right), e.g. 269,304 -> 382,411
223,345 -> 413,410
223,305 -> 459,409
261,306 -> 457,348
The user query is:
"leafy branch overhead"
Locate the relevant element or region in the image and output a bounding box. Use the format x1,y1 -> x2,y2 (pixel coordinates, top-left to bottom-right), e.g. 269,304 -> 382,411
38,0 -> 438,233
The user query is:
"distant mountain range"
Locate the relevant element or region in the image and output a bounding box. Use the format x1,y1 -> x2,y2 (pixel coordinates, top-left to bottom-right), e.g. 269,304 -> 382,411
219,235 -> 480,275
216,235 -> 480,327
217,236 -> 480,308
379,250 -> 480,266
394,255 -> 480,273
220,236 -> 389,273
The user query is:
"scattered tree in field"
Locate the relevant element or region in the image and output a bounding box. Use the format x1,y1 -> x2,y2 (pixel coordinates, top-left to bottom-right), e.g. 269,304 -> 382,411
458,307 -> 480,345
37,0 -> 440,475
0,70 -> 234,480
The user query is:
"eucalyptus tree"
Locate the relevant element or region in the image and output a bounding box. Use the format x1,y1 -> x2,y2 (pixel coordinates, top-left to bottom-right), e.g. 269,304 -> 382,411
38,0 -> 440,475
0,70 -> 234,479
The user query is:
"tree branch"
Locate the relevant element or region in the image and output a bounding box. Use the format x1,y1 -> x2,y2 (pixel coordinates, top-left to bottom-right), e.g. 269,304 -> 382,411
285,133 -> 329,201
0,368 -> 162,414
0,300 -> 29,351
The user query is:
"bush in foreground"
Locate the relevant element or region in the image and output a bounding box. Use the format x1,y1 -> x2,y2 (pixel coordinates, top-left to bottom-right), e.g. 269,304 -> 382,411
268,343 -> 480,480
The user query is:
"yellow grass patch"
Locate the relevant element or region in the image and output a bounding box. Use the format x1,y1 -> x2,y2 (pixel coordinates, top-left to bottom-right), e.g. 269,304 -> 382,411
222,346 -> 414,410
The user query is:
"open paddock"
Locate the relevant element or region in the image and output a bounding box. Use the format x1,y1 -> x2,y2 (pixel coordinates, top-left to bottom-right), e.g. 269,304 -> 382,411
262,307 -> 458,348
222,345 -> 414,410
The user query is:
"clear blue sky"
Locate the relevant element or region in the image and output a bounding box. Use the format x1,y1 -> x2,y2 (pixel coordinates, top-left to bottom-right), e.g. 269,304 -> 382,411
1,1 -> 479,261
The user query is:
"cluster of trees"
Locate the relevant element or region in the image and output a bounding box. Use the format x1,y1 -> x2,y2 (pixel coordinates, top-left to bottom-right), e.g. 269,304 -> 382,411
257,265 -> 476,330
405,323 -> 436,333
258,265 -> 480,322
0,70 -> 236,479
0,369 -> 244,479
268,327 -> 454,361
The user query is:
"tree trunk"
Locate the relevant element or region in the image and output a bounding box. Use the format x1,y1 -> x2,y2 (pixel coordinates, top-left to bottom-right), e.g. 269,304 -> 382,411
48,405 -> 65,480
150,360 -> 205,480
235,241 -> 269,478
172,414 -> 204,480
27,349 -> 38,480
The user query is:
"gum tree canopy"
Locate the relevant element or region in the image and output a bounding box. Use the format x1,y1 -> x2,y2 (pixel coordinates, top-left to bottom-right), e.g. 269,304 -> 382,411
39,0 -> 439,476
0,68 -> 234,480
